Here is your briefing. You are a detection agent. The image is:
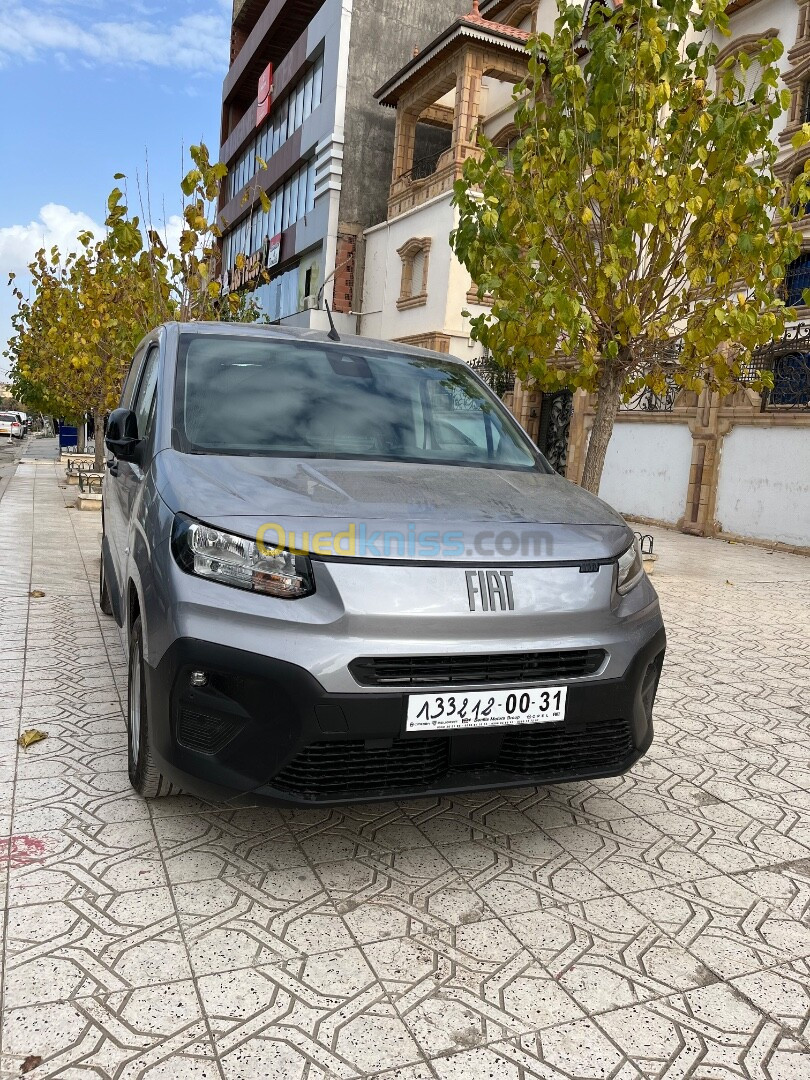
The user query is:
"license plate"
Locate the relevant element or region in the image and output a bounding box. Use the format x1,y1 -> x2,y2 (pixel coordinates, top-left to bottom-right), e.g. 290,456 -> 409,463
406,686 -> 568,733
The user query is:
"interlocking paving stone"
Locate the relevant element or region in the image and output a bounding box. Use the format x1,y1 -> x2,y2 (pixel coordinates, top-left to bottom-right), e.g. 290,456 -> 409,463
0,446 -> 809,1078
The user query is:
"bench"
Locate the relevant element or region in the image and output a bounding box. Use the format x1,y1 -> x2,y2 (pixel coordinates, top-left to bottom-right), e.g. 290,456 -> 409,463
65,458 -> 98,484
77,471 -> 104,511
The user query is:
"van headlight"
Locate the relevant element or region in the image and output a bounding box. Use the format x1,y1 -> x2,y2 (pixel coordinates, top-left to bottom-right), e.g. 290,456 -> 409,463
616,538 -> 644,595
171,515 -> 315,599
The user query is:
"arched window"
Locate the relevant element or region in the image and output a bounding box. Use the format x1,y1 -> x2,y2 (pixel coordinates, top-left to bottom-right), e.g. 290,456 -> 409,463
783,253 -> 810,308
396,237 -> 431,310
492,123 -> 520,168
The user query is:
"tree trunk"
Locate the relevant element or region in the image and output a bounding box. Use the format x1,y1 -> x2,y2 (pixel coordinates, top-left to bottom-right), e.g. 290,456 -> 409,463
77,419 -> 86,454
93,409 -> 104,472
580,362 -> 625,495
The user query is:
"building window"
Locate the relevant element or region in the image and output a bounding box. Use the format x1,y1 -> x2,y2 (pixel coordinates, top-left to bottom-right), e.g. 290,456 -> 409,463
227,53 -> 324,201
492,123 -> 520,163
223,159 -> 317,274
396,237 -> 431,310
784,253 -> 810,308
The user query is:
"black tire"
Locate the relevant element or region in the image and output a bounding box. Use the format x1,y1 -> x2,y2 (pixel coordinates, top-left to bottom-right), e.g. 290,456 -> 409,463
99,550 -> 113,616
127,615 -> 176,798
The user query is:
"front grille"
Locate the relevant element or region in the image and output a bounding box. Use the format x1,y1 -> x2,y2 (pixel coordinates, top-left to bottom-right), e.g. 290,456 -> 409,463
177,708 -> 242,755
273,737 -> 449,798
497,718 -> 633,776
350,649 -> 606,688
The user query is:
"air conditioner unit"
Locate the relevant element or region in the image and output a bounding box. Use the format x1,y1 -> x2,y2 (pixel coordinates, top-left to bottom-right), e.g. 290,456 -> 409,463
303,296 -> 318,310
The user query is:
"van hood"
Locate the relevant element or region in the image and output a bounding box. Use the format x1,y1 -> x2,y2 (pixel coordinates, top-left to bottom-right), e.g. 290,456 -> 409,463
156,451 -> 632,563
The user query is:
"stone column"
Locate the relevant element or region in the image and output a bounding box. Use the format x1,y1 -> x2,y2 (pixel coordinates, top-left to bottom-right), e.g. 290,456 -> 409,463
452,47 -> 485,163
565,390 -> 593,484
683,389 -> 726,536
392,107 -> 419,182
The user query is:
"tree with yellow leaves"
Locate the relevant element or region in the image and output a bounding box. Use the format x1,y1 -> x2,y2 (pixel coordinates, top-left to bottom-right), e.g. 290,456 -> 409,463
6,144 -> 262,470
453,0 -> 810,492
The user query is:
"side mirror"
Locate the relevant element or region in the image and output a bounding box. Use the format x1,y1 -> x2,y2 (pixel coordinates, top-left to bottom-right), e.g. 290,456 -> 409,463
105,408 -> 140,462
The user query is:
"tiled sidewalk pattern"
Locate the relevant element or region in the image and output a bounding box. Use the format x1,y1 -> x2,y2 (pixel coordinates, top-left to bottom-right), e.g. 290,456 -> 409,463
0,441 -> 809,1078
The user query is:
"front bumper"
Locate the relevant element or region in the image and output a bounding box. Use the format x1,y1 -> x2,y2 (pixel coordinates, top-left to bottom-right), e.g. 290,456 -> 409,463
143,626 -> 666,806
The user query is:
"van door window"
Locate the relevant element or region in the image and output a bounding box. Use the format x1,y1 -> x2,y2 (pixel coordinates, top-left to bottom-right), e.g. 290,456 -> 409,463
133,346 -> 160,443
120,346 -> 147,409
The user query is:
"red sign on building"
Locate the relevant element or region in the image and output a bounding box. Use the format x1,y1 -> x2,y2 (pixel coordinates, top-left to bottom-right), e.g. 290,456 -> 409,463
266,233 -> 282,270
256,62 -> 274,127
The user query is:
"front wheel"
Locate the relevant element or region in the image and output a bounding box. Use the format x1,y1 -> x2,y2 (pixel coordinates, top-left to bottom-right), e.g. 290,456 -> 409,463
127,615 -> 176,798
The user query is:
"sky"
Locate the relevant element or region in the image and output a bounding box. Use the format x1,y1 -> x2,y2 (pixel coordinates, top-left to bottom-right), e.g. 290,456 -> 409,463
0,0 -> 232,380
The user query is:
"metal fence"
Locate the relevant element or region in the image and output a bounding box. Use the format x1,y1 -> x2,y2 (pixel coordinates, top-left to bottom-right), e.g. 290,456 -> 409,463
468,354 -> 516,397
746,324 -> 810,410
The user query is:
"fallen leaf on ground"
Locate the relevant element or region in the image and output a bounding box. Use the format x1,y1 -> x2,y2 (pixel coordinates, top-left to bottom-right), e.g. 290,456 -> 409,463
725,580 -> 734,586
29,590 -> 45,598
20,1056 -> 43,1074
18,730 -> 48,750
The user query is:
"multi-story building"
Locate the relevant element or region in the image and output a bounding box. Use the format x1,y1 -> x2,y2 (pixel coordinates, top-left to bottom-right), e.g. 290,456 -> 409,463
218,0 -> 470,331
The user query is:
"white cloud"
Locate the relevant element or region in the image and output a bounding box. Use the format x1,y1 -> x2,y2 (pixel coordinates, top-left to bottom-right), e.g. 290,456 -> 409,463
0,203 -> 104,276
0,2 -> 229,74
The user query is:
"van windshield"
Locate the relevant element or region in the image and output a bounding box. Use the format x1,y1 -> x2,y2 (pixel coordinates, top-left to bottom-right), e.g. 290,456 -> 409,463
174,334 -> 545,471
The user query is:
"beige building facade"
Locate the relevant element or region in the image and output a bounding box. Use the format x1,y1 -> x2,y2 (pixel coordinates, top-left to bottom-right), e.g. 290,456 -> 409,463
360,0 -> 810,551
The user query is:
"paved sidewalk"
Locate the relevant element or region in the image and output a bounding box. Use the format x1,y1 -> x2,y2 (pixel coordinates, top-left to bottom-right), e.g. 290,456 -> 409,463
1,442 -> 809,1079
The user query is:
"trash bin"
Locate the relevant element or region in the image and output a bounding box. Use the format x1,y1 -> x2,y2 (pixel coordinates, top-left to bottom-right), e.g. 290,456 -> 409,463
58,425 -> 78,450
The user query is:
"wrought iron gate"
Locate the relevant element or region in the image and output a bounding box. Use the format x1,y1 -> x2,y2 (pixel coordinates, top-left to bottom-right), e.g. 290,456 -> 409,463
537,390 -> 573,475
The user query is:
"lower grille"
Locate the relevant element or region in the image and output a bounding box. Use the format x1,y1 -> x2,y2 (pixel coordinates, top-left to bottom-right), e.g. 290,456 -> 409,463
177,708 -> 242,755
497,718 -> 633,776
272,719 -> 634,800
350,648 -> 606,688
273,737 -> 450,798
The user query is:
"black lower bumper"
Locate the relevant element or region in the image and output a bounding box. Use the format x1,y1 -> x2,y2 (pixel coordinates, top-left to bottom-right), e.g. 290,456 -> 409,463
144,627 -> 666,806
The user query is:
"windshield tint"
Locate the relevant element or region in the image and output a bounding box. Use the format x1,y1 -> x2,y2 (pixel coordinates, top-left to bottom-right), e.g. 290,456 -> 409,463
175,334 -> 543,470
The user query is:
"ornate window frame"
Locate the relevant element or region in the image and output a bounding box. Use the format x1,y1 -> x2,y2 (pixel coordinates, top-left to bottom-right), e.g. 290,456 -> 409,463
714,27 -> 778,69
396,237 -> 431,310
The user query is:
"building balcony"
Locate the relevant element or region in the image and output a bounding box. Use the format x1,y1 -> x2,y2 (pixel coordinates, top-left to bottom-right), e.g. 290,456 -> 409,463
388,144 -> 480,219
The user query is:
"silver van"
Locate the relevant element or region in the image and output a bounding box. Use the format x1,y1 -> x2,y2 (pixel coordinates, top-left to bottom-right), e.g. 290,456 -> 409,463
101,322 -> 665,804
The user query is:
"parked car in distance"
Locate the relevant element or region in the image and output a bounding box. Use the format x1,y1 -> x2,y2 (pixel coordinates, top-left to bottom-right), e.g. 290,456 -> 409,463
101,322 -> 666,805
0,413 -> 22,439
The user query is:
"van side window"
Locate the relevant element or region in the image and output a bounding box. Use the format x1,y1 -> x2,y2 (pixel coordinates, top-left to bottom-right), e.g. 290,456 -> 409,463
120,346 -> 147,409
133,346 -> 160,442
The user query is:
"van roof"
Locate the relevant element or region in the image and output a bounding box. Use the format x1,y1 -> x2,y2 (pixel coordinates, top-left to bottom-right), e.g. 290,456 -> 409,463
162,321 -> 469,366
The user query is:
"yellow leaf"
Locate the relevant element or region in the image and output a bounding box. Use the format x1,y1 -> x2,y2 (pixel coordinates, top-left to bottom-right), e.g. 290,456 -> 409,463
18,729 -> 48,749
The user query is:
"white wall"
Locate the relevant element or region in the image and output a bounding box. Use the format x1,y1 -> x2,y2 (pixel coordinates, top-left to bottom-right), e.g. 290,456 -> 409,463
715,426 -> 810,547
361,194 -> 456,341
361,193 -> 490,358
598,421 -> 693,524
